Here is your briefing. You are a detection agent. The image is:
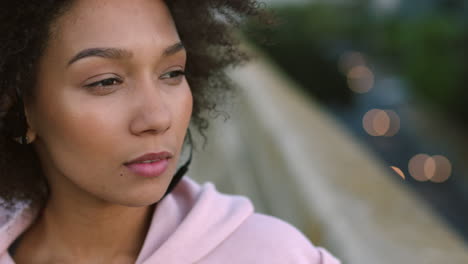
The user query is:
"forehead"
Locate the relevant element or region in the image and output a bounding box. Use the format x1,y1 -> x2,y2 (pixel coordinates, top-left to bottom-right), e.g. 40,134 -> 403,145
48,0 -> 179,58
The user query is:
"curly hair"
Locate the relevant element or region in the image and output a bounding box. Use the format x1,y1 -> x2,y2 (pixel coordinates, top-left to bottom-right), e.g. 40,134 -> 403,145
0,0 -> 268,209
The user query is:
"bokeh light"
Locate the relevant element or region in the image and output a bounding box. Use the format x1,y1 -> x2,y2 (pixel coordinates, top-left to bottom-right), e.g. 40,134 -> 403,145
363,109 -> 384,136
373,109 -> 390,136
363,109 -> 400,137
409,154 -> 431,182
408,154 -> 452,183
382,110 -> 400,137
339,51 -> 375,94
390,166 -> 405,180
347,65 -> 375,94
430,155 -> 452,183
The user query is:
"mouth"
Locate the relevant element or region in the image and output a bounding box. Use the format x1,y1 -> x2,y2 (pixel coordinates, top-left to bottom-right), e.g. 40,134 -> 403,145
124,151 -> 173,178
125,152 -> 173,165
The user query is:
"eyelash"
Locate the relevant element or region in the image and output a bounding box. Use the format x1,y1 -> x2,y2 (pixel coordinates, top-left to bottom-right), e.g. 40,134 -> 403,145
84,70 -> 186,88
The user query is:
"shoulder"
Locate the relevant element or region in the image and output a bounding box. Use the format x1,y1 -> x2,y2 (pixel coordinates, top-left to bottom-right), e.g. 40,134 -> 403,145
167,179 -> 340,263
202,212 -> 341,264
236,213 -> 313,246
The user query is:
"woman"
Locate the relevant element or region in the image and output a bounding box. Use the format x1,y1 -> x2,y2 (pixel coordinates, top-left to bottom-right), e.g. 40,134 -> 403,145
0,0 -> 340,263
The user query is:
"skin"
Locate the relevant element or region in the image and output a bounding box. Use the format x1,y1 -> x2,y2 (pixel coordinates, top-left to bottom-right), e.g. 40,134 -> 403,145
14,0 -> 193,263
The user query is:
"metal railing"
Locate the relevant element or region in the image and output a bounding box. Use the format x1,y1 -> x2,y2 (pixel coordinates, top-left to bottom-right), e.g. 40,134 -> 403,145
189,48 -> 468,264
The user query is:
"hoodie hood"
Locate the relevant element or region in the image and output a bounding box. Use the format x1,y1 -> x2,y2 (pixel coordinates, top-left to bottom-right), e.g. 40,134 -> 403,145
0,177 -> 254,264
135,177 -> 254,263
0,177 -> 340,264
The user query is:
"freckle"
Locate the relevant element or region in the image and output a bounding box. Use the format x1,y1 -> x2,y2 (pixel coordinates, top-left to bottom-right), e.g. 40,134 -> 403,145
120,173 -> 124,177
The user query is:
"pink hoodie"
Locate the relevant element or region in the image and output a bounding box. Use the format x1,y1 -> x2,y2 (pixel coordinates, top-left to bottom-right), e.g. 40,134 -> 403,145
0,177 -> 340,263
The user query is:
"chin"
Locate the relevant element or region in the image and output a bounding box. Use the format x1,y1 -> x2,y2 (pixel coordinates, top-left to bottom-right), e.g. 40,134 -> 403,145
120,200 -> 160,208
115,195 -> 164,208
111,169 -> 177,207
106,187 -> 167,207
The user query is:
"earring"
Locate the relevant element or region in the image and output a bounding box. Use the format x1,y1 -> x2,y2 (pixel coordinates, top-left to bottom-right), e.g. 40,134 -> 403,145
20,135 -> 29,144
13,135 -> 26,144
14,129 -> 36,145
14,134 -> 29,144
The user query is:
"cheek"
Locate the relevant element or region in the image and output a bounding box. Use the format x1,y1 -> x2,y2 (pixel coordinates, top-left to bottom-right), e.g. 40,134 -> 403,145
180,87 -> 193,124
33,91 -> 126,177
31,91 -> 144,203
173,85 -> 193,139
30,81 -> 194,205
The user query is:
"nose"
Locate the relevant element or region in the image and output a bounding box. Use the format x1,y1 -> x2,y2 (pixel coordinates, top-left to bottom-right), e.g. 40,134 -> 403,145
129,78 -> 171,136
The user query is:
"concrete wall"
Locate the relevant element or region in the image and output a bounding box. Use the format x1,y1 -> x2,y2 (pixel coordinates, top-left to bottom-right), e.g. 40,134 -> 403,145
188,49 -> 468,264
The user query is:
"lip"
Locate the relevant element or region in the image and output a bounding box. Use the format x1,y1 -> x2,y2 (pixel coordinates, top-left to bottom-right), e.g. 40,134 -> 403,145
125,152 -> 173,178
125,152 -> 173,165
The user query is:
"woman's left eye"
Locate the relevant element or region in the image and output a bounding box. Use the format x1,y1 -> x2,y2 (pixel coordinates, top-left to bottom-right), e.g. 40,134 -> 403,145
84,77 -> 123,95
86,78 -> 122,87
160,70 -> 185,85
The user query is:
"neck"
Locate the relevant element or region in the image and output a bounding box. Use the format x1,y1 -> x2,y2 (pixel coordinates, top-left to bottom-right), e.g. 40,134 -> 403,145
17,194 -> 155,262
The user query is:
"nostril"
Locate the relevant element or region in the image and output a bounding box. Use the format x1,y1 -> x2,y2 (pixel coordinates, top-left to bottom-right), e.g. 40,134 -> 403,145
129,109 -> 172,136
143,124 -> 170,135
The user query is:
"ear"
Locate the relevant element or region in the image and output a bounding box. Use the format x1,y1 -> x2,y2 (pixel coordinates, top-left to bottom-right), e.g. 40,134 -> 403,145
23,103 -> 38,144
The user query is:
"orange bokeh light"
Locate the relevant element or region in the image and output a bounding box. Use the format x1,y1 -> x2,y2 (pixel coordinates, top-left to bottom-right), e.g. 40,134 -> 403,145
390,166 -> 405,180
409,154 -> 431,182
347,65 -> 374,94
363,109 -> 400,137
383,110 -> 400,137
408,154 -> 452,183
430,155 -> 452,183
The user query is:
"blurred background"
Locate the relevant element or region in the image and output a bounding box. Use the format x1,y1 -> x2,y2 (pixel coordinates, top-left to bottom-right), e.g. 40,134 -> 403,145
190,0 -> 468,263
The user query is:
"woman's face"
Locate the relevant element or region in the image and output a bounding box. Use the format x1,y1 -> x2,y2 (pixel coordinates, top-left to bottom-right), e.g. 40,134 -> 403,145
26,0 -> 193,207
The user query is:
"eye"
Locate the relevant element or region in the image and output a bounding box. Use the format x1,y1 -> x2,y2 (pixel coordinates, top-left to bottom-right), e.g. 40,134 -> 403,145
84,77 -> 123,95
160,70 -> 185,85
85,77 -> 123,88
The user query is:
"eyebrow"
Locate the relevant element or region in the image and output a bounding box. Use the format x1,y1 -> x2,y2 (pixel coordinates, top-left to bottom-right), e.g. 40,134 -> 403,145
67,42 -> 185,67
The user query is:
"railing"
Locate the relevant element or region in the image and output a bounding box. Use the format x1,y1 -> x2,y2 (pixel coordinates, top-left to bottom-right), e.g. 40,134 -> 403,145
189,47 -> 468,264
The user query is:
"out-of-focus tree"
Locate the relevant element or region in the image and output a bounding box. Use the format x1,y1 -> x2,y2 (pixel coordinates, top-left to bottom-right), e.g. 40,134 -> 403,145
245,0 -> 468,126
